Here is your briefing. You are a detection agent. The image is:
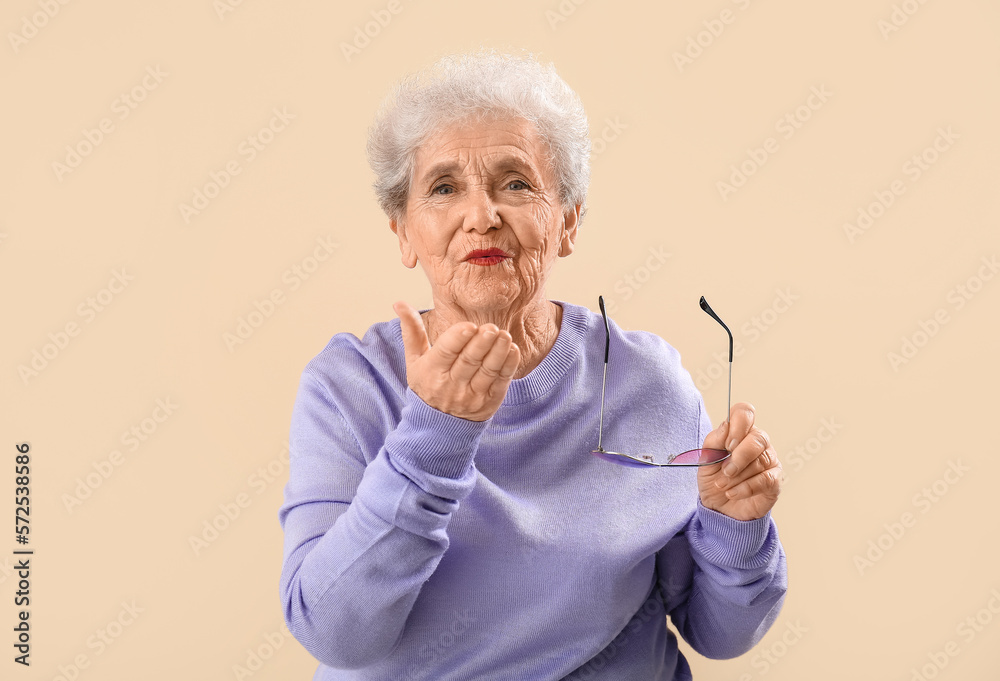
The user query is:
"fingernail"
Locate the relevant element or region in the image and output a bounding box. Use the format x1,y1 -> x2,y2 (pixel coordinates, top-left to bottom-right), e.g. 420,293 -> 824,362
724,463 -> 737,477
715,479 -> 727,489
725,488 -> 737,499
727,438 -> 738,452
483,327 -> 497,340
461,327 -> 475,338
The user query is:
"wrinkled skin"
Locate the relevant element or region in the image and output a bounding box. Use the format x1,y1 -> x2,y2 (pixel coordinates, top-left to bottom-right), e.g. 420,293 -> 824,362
389,117 -> 781,520
391,116 -> 579,420
699,403 -> 783,521
391,116 -> 579,367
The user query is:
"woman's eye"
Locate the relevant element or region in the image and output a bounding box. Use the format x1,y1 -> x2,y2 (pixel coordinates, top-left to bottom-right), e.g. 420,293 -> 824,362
507,180 -> 528,190
433,184 -> 454,195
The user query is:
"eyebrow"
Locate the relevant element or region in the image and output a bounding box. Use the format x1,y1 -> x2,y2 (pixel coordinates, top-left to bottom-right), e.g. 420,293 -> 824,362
416,153 -> 539,187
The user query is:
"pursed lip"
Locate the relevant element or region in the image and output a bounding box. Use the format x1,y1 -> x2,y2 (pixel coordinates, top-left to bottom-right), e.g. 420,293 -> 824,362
465,248 -> 512,260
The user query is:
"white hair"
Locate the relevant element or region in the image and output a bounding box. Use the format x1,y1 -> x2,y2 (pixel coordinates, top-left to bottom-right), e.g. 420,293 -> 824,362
366,49 -> 591,224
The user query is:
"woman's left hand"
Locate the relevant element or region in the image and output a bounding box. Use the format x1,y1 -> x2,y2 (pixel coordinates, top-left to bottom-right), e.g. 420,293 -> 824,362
698,402 -> 782,521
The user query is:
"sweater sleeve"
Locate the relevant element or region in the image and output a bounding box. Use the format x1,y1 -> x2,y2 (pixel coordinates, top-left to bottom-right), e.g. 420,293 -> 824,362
657,503 -> 787,659
277,371 -> 487,670
655,403 -> 788,660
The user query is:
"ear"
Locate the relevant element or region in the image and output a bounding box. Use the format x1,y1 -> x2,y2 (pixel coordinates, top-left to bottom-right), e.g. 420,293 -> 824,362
557,204 -> 582,257
390,217 -> 418,269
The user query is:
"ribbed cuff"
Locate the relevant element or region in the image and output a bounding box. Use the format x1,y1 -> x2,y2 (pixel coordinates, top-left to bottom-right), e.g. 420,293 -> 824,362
692,501 -> 777,570
384,387 -> 490,479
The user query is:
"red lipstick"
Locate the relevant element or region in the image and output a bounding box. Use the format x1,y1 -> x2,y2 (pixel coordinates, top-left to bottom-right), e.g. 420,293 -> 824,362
465,248 -> 512,266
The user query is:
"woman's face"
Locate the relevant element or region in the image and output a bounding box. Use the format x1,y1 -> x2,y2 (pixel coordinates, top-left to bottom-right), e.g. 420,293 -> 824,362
391,117 -> 580,316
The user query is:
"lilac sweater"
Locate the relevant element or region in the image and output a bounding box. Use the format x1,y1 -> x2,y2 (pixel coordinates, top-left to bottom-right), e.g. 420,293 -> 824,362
278,299 -> 787,680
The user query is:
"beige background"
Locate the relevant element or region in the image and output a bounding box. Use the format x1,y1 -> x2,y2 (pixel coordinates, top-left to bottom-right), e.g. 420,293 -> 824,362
3,0 -> 998,679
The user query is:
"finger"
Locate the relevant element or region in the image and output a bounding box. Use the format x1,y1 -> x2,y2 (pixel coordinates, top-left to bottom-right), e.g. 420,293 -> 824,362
725,402 -> 755,450
721,463 -> 783,503
715,443 -> 777,489
425,320 -> 479,368
723,426 -> 770,479
468,330 -> 512,394
487,344 -> 520,399
724,402 -> 755,452
450,324 -> 502,383
702,418 -> 730,452
393,301 -> 430,366
497,342 -> 521,382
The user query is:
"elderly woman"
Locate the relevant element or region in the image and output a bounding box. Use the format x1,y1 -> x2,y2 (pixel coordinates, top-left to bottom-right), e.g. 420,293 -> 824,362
279,50 -> 786,680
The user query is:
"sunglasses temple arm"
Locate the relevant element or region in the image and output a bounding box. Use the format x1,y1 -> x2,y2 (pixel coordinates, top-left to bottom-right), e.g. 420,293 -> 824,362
700,296 -> 734,430
596,296 -> 611,452
598,295 -> 610,363
726,356 -> 732,431
597,362 -> 607,451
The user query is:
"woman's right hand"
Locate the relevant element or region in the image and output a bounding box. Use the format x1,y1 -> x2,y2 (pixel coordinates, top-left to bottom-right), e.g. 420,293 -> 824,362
394,301 -> 521,422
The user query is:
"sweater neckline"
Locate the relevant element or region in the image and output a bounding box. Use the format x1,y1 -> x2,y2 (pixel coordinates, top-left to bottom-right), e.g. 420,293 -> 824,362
505,300 -> 590,405
394,299 -> 591,407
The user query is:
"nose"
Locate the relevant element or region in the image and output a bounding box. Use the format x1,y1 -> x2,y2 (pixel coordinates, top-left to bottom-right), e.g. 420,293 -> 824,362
461,186 -> 501,233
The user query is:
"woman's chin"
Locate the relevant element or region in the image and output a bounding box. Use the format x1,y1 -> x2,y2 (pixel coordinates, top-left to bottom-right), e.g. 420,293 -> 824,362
450,285 -> 521,314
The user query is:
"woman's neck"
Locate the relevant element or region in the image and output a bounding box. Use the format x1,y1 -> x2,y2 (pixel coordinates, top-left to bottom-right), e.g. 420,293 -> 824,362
421,299 -> 563,379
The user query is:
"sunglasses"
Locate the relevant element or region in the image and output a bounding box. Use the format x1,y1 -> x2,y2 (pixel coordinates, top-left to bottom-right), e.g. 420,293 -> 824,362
591,295 -> 734,468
